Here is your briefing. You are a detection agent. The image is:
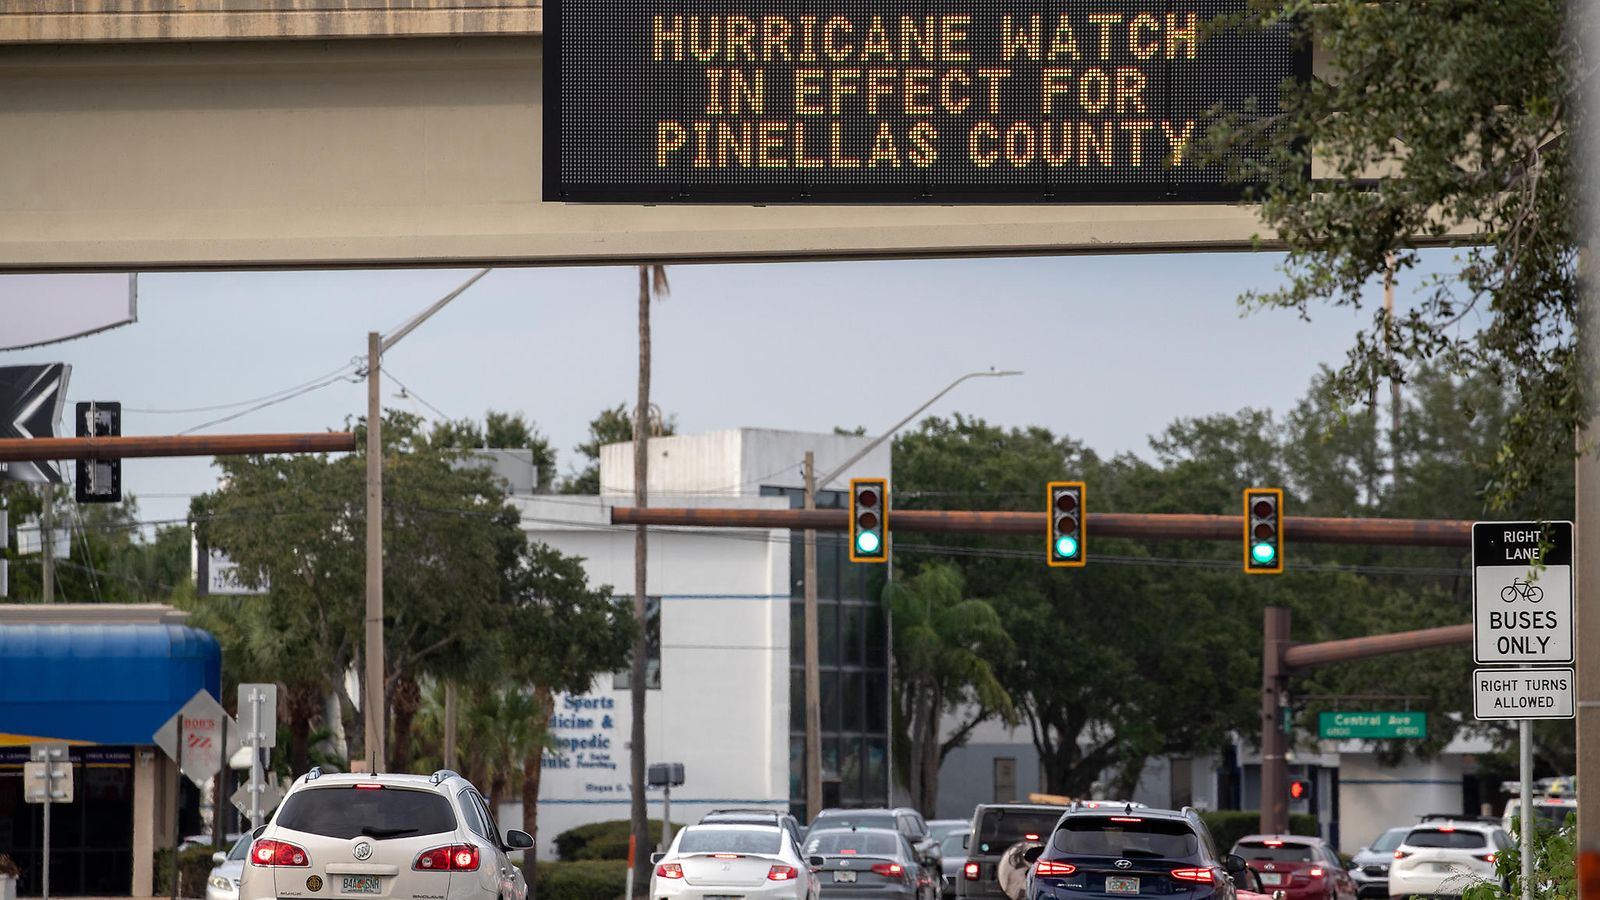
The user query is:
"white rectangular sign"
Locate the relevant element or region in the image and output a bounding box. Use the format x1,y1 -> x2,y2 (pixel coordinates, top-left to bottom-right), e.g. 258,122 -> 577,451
1474,668 -> 1575,720
1471,521 -> 1574,664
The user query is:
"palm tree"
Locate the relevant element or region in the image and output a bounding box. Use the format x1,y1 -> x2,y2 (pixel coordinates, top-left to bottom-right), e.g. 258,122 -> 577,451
631,265 -> 669,900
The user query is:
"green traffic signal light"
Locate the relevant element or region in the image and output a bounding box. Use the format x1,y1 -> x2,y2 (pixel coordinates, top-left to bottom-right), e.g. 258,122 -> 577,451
856,530 -> 882,555
1055,535 -> 1079,559
1251,542 -> 1277,565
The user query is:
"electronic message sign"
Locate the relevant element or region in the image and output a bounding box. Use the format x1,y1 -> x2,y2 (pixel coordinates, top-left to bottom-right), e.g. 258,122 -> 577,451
545,0 -> 1306,203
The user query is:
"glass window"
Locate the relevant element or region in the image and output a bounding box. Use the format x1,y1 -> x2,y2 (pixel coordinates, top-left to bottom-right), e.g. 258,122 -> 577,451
813,812 -> 898,832
791,602 -> 805,666
864,740 -> 887,805
473,791 -> 503,844
791,667 -> 805,732
1370,829 -> 1407,853
840,740 -> 863,803
227,836 -> 252,861
789,738 -> 805,804
821,672 -> 841,733
806,831 -> 900,857
865,604 -> 887,665
1235,841 -> 1315,861
819,604 -> 840,666
940,833 -> 968,856
975,810 -> 1066,854
458,789 -> 491,840
843,672 -> 864,732
679,828 -> 782,855
865,672 -> 887,733
613,596 -> 661,689
276,787 -> 456,840
843,604 -> 865,666
1050,819 -> 1199,859
1404,829 -> 1488,849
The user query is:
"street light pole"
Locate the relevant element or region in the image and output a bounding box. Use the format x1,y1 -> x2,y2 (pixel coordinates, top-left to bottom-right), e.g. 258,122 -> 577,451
801,368 -> 1020,816
363,268 -> 491,773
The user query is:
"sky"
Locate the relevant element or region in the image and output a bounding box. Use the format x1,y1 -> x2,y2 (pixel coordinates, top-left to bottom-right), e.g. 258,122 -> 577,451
1,252 -> 1446,533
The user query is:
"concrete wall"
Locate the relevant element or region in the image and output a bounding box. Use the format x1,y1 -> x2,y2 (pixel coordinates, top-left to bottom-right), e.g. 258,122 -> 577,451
597,429 -> 890,498
1337,755 -> 1467,854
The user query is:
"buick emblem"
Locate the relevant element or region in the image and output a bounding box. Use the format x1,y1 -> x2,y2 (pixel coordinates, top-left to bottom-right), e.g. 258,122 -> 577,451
353,841 -> 372,861
1264,863 -> 1276,871
1114,859 -> 1133,869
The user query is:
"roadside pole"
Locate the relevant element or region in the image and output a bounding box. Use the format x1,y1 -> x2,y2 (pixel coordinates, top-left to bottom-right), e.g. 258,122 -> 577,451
1521,722 -> 1533,900
1260,607 -> 1290,835
802,451 -> 822,823
172,715 -> 182,900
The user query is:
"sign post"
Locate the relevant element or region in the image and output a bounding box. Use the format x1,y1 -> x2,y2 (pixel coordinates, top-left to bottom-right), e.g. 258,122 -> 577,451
236,684 -> 279,829
24,743 -> 71,900
1472,521 -> 1576,900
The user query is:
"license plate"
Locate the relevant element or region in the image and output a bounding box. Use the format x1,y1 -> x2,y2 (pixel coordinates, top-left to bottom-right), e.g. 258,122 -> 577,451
833,871 -> 857,883
1431,862 -> 1455,873
1260,873 -> 1284,886
705,895 -> 743,900
1105,876 -> 1139,894
341,876 -> 381,895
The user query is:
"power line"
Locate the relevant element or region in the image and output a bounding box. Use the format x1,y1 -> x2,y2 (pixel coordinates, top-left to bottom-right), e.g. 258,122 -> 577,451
178,368 -> 361,435
124,359 -> 362,415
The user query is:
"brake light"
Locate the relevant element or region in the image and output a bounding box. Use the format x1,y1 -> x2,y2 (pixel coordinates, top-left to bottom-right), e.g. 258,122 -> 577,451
712,854 -> 741,859
656,863 -> 684,879
1439,826 -> 1456,832
964,862 -> 980,881
1035,860 -> 1077,877
768,865 -> 799,881
1308,868 -> 1325,878
1263,840 -> 1284,847
354,783 -> 384,790
1109,817 -> 1142,823
1024,834 -> 1040,841
412,844 -> 480,871
1394,851 -> 1412,860
871,863 -> 904,878
1171,868 -> 1214,883
250,840 -> 309,867
1480,854 -> 1497,864
841,849 -> 857,855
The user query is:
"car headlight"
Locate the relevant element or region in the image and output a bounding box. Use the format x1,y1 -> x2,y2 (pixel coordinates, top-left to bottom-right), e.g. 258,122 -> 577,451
209,875 -> 234,891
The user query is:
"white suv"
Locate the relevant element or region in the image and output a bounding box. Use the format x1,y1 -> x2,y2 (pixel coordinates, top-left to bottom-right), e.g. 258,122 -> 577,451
1387,819 -> 1509,898
239,769 -> 530,900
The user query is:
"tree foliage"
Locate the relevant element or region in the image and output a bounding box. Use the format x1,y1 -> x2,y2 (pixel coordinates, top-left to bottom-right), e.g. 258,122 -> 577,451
430,410 -> 559,493
1218,0 -> 1580,510
563,403 -> 677,494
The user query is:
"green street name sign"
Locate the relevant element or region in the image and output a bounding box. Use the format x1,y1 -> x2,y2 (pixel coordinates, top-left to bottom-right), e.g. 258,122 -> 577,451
1317,711 -> 1426,739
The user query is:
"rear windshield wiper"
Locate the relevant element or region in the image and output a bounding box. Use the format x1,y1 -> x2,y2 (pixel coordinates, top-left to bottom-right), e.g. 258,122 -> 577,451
358,826 -> 419,838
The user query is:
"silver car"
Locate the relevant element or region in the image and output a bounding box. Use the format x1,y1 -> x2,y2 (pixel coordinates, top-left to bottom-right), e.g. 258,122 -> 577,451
206,835 -> 252,900
807,828 -> 926,900
1346,827 -> 1407,899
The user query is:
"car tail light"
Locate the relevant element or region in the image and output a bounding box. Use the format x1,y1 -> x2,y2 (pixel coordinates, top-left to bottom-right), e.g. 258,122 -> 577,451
656,863 -> 684,879
768,866 -> 799,881
1035,860 -> 1077,877
354,783 -> 384,790
1394,851 -> 1412,861
871,863 -> 904,878
1171,868 -> 1214,883
250,840 -> 309,868
1109,817 -> 1142,823
1024,834 -> 1040,841
712,854 -> 741,859
1308,868 -> 1325,878
413,844 -> 480,871
1438,826 -> 1456,832
964,862 -> 980,881
1479,854 -> 1497,864
1263,840 -> 1284,847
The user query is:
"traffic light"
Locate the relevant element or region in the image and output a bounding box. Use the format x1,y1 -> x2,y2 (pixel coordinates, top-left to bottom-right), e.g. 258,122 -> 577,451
1243,487 -> 1283,574
1047,481 -> 1085,567
1289,779 -> 1310,801
849,478 -> 888,563
75,401 -> 121,504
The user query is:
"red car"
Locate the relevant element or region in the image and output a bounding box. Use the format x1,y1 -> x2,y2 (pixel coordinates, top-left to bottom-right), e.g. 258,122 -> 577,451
1231,835 -> 1355,900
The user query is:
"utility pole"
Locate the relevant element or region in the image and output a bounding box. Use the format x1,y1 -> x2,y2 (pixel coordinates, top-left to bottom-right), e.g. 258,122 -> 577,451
39,481 -> 53,602
1577,0 -> 1600,866
365,330 -> 384,772
802,452 -> 822,822
1260,607 -> 1291,835
443,684 -> 458,770
630,265 -> 666,900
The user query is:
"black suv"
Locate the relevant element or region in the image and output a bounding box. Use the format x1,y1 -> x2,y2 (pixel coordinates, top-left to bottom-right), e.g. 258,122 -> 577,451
1021,806 -> 1247,900
957,803 -> 1071,900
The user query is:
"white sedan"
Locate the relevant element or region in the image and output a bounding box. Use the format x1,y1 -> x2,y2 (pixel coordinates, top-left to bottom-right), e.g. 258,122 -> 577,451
651,824 -> 823,900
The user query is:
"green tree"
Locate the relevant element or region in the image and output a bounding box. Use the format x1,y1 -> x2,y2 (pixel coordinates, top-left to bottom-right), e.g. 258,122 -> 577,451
0,484 -> 189,603
1218,0 -> 1578,510
430,410 -> 558,492
562,404 -> 676,494
882,563 -> 1013,816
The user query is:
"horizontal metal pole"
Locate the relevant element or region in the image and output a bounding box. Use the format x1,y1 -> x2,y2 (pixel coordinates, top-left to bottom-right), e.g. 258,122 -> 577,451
0,432 -> 356,462
1282,623 -> 1472,671
609,507 -> 1472,547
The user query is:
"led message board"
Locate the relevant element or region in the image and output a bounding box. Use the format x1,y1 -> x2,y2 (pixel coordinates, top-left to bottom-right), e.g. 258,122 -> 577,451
545,0 -> 1305,203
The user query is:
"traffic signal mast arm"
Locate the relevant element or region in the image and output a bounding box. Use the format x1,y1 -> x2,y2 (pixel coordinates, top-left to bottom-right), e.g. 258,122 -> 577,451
0,432 -> 357,461
610,506 -> 1473,548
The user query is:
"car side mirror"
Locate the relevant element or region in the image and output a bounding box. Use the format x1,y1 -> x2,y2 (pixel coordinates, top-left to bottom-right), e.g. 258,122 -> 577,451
650,852 -> 665,865
1023,847 -> 1045,864
809,855 -> 826,869
212,851 -> 227,865
504,830 -> 534,850
1224,854 -> 1248,875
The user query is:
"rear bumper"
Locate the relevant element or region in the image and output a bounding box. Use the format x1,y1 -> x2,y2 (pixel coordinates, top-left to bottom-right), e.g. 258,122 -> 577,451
818,887 -> 919,900
1386,867 -> 1495,898
653,879 -> 808,900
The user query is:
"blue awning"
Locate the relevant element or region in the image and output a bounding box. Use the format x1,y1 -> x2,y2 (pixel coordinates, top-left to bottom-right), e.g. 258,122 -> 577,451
0,623 -> 222,746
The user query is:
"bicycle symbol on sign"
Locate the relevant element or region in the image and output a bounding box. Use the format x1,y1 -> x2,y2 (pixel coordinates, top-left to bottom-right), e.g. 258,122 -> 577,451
1500,578 -> 1544,603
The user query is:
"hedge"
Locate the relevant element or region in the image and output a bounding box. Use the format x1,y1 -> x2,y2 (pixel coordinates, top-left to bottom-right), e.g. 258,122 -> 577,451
1200,811 -> 1320,853
553,819 -> 665,861
153,845 -> 227,898
530,860 -> 628,900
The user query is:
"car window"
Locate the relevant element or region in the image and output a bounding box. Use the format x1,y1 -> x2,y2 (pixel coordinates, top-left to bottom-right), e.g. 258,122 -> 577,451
976,810 -> 1061,854
680,828 -> 782,855
1052,819 -> 1199,859
807,831 -> 901,857
940,834 -> 967,855
1404,829 -> 1488,849
472,791 -> 504,845
458,789 -> 490,840
1235,841 -> 1316,862
276,786 -> 456,840
228,836 -> 252,861
1370,830 -> 1407,853
816,813 -> 897,832
907,814 -> 928,838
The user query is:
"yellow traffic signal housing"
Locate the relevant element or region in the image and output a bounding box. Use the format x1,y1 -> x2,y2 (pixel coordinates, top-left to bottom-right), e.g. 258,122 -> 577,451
1047,481 -> 1086,568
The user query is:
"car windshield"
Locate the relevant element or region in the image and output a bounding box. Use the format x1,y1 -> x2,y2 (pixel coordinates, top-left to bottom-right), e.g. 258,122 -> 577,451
941,834 -> 968,855
275,786 -> 456,840
227,836 -> 252,861
807,831 -> 901,857
1531,805 -> 1576,828
1236,841 -> 1315,861
976,810 -> 1061,853
815,813 -> 897,832
1405,829 -> 1487,849
1051,818 -> 1199,859
1370,830 -> 1407,853
679,828 -> 782,855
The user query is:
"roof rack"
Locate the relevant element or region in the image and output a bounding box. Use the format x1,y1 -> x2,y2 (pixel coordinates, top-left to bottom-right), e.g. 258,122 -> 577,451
306,766 -> 323,781
430,769 -> 460,785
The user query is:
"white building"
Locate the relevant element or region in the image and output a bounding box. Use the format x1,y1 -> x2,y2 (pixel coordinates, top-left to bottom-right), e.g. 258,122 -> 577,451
506,428 -> 893,860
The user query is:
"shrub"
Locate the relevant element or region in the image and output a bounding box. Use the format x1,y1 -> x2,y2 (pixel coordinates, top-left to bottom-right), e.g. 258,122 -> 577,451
153,845 -> 226,898
553,819 -> 665,861
1200,811 -> 1319,853
531,860 -> 628,900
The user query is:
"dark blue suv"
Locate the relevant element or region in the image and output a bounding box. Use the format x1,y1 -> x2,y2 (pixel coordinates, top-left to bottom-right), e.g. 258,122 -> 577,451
1022,806 -> 1248,899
